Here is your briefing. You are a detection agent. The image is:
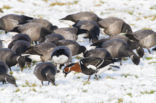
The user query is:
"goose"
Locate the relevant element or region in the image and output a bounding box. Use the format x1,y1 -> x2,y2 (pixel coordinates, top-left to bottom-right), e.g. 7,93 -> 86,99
53,27 -> 78,41
0,48 -> 31,71
34,62 -> 57,85
51,46 -> 72,69
60,11 -> 101,22
133,29 -> 156,53
98,17 -> 132,36
63,57 -> 117,81
0,14 -> 33,32
73,20 -> 100,43
24,42 -> 56,62
53,40 -> 86,56
0,61 -> 17,87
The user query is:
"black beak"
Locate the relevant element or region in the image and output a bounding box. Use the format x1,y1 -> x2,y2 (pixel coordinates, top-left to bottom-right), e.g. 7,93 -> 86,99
14,83 -> 18,87
64,72 -> 68,77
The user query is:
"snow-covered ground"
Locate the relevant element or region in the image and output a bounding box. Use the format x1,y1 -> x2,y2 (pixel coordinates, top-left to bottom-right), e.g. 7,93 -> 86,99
0,0 -> 156,103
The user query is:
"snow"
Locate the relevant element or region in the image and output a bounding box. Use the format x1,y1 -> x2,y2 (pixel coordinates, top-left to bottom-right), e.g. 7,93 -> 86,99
0,0 -> 156,103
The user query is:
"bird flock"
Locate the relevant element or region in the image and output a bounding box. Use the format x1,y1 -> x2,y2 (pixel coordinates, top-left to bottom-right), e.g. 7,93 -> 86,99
0,11 -> 156,87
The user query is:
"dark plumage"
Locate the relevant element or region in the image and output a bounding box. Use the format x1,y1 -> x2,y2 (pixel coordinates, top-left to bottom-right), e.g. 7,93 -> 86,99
63,57 -> 116,81
84,48 -> 111,59
24,42 -> 56,62
34,62 -> 57,85
0,48 -> 31,71
100,39 -> 140,65
53,27 -> 78,41
60,11 -> 101,22
8,40 -> 31,55
51,46 -> 72,69
0,14 -> 33,32
27,18 -> 58,32
0,61 -> 17,87
133,29 -> 156,53
91,34 -> 144,57
12,22 -> 51,43
98,17 -> 132,36
53,40 -> 86,56
44,33 -> 65,43
73,20 -> 100,43
11,34 -> 31,43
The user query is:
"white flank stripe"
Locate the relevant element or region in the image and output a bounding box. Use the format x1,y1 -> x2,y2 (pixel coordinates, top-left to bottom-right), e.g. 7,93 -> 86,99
87,65 -> 97,70
28,55 -> 41,61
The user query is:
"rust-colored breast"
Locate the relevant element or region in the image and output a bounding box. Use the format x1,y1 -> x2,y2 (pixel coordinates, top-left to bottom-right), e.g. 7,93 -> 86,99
70,63 -> 82,73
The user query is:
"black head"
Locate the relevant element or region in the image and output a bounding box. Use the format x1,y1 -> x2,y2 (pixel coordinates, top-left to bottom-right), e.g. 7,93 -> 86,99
78,46 -> 86,54
131,55 -> 140,65
50,25 -> 58,31
46,73 -> 55,85
12,34 -> 31,43
136,46 -> 144,57
17,56 -> 25,69
63,63 -> 75,77
0,19 -> 5,30
5,74 -> 17,87
60,15 -> 73,21
52,49 -> 69,57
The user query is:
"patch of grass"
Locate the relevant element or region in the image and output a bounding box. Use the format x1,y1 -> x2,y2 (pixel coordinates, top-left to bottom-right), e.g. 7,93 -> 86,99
9,71 -> 13,75
32,83 -> 37,87
25,80 -> 31,87
49,1 -> 78,7
149,61 -> 156,64
151,15 -> 156,21
142,27 -> 152,30
105,76 -> 115,79
18,0 -> 24,2
31,88 -> 37,92
82,89 -> 88,93
117,98 -> 123,103
75,56 -> 82,59
14,11 -> 25,15
43,0 -> 48,2
150,5 -> 156,10
83,81 -> 90,85
145,57 -> 153,60
127,11 -> 133,15
127,93 -> 132,97
14,88 -> 20,92
121,74 -> 131,78
0,8 -> 3,13
134,75 -> 139,78
2,5 -> 12,10
140,90 -> 156,94
77,76 -> 81,79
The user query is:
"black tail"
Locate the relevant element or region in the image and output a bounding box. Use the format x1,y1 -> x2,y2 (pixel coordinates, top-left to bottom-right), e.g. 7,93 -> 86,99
136,46 -> 144,57
91,38 -> 109,47
152,47 -> 156,51
11,26 -> 20,32
99,58 -> 120,68
24,47 -> 43,56
21,15 -> 33,20
60,15 -> 72,21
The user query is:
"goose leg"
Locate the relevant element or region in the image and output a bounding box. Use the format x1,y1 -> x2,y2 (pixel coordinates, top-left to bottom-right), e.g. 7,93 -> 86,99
147,48 -> 151,54
94,74 -> 99,80
9,67 -> 12,72
41,81 -> 44,86
87,75 -> 91,81
120,58 -> 122,65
